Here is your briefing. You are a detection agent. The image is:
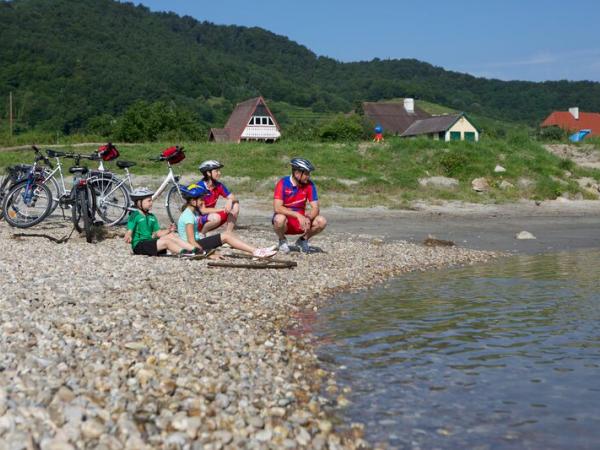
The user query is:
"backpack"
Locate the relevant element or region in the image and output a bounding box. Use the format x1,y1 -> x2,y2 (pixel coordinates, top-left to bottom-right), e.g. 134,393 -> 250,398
162,146 -> 185,164
98,143 -> 120,161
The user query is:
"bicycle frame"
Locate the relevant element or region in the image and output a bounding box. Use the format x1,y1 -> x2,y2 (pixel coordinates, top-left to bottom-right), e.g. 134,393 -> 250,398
152,162 -> 181,205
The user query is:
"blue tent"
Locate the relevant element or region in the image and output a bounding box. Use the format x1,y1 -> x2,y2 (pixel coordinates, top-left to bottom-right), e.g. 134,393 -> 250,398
569,129 -> 591,142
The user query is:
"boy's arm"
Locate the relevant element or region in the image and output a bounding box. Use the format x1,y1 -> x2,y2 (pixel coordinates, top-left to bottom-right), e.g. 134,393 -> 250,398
124,229 -> 132,243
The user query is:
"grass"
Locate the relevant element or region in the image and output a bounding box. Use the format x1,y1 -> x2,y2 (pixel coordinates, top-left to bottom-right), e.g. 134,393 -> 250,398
1,136 -> 599,207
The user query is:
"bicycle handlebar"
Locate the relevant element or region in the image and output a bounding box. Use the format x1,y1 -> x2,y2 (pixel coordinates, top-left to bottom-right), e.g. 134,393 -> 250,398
32,145 -> 53,169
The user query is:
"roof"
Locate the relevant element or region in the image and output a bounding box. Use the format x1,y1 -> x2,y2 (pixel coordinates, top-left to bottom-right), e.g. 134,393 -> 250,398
402,113 -> 472,136
208,128 -> 230,143
214,96 -> 281,143
362,101 -> 430,134
541,111 -> 600,136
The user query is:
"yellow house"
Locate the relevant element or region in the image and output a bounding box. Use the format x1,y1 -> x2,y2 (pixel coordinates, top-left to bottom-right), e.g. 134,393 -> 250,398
401,113 -> 480,141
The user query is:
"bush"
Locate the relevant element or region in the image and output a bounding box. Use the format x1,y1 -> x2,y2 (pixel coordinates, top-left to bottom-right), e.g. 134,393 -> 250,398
439,151 -> 469,177
114,101 -> 204,142
538,126 -> 567,141
317,114 -> 368,142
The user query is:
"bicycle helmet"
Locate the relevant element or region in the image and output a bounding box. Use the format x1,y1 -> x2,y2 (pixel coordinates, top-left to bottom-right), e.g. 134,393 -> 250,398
130,187 -> 154,200
198,160 -> 224,174
290,158 -> 315,173
179,183 -> 209,200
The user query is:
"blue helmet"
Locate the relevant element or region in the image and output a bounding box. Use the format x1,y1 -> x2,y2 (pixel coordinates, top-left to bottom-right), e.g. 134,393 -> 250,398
179,183 -> 209,200
374,125 -> 383,133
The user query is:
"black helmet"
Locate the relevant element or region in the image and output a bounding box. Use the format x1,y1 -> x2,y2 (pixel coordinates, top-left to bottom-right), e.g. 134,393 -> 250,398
130,187 -> 154,201
198,160 -> 224,174
290,158 -> 315,173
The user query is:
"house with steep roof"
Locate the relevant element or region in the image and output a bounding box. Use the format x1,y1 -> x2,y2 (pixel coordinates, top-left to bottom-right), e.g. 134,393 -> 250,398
540,107 -> 600,137
402,113 -> 480,141
209,96 -> 281,143
362,98 -> 430,135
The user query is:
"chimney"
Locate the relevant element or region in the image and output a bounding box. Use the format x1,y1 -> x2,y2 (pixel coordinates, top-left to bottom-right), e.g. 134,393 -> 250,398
569,107 -> 579,120
404,98 -> 415,114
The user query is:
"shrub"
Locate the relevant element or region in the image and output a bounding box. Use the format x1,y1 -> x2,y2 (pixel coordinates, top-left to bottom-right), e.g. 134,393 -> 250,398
538,126 -> 567,141
317,114 -> 368,142
439,151 -> 469,177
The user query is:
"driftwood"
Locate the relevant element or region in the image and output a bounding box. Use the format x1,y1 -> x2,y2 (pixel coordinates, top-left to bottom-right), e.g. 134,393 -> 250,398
208,252 -> 297,269
11,227 -> 76,244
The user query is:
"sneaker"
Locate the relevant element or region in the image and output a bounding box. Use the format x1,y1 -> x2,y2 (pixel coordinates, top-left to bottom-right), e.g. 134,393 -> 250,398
179,249 -> 196,258
253,247 -> 278,258
278,239 -> 290,254
295,237 -> 311,253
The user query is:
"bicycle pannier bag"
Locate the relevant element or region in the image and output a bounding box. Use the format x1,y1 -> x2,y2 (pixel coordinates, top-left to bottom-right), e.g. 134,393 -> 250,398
162,146 -> 185,164
98,144 -> 120,161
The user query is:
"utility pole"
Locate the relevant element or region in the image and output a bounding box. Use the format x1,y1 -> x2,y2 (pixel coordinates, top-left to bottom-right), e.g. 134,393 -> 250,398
9,91 -> 13,137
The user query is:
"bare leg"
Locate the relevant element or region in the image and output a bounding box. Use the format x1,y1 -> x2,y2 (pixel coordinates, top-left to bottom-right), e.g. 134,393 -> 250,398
225,203 -> 239,233
305,215 -> 327,240
220,231 -> 255,254
157,233 -> 195,253
272,213 -> 288,240
200,213 -> 223,234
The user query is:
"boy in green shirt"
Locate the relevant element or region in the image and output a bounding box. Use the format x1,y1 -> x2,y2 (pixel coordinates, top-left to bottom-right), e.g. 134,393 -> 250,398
124,187 -> 196,256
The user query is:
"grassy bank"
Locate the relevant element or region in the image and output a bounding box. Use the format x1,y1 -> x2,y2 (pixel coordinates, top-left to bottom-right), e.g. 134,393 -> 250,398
1,137 -> 599,208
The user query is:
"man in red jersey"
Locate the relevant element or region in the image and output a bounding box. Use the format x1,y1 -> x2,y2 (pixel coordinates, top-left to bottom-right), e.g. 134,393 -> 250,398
272,158 -> 327,253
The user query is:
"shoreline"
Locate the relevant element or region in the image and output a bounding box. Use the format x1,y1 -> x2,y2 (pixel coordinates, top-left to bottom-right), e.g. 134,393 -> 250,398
0,215 -> 498,449
1,199 -> 598,447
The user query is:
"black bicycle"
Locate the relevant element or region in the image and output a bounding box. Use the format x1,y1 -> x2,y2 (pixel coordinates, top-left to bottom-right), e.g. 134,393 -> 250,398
64,152 -> 99,243
1,151 -> 54,228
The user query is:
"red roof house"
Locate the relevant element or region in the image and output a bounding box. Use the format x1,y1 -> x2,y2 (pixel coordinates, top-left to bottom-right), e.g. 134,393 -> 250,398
540,107 -> 600,137
209,96 -> 281,143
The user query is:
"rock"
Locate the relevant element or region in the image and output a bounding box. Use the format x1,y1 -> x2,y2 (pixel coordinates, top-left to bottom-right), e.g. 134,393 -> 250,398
471,177 -> 490,192
255,429 -> 273,442
517,177 -> 535,189
494,165 -> 506,173
499,180 -> 514,190
418,176 -> 459,189
423,235 -> 455,247
515,231 -> 536,240
0,387 -> 7,415
124,341 -> 146,351
81,419 -> 104,440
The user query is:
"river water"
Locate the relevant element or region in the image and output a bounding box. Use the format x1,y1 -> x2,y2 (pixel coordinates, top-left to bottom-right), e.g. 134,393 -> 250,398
315,250 -> 600,449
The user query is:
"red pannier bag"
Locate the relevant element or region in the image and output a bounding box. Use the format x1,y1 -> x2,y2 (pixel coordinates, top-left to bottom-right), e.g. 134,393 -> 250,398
162,146 -> 185,164
97,143 -> 120,161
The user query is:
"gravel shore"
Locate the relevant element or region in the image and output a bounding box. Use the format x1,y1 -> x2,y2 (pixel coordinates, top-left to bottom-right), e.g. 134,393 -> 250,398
0,217 -> 499,449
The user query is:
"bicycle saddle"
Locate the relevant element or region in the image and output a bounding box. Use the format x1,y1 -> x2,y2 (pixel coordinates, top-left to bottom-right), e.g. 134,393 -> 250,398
69,166 -> 89,175
117,160 -> 136,169
47,149 -> 66,158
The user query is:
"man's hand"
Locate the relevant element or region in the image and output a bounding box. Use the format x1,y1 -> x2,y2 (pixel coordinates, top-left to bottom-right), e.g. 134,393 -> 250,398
299,214 -> 311,231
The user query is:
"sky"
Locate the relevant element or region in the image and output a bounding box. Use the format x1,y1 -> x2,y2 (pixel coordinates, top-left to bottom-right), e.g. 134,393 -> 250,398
130,0 -> 600,82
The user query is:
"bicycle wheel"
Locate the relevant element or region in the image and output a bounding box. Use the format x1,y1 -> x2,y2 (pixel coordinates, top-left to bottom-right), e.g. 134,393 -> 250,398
166,184 -> 185,224
79,188 -> 93,243
88,176 -> 129,226
2,180 -> 53,228
42,173 -> 62,214
71,185 -> 97,234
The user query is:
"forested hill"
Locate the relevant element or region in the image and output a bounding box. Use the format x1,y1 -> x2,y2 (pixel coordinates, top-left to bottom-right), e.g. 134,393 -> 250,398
1,0 -> 600,134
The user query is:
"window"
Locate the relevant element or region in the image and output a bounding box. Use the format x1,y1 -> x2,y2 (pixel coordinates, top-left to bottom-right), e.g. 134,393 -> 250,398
450,131 -> 461,141
268,117 -> 274,125
465,132 -> 475,142
248,117 -> 254,125
262,117 -> 268,125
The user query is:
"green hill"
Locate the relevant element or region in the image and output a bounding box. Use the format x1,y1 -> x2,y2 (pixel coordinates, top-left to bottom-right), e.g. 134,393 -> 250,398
1,0 -> 600,137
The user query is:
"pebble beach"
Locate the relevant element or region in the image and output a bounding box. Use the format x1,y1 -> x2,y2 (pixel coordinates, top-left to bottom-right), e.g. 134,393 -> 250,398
0,218 -> 499,449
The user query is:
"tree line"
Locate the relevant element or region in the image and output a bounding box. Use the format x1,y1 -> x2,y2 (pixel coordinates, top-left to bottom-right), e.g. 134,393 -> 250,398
1,0 -> 599,141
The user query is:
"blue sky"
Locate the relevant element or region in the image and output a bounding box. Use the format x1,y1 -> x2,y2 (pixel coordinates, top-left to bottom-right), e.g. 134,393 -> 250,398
131,0 -> 600,82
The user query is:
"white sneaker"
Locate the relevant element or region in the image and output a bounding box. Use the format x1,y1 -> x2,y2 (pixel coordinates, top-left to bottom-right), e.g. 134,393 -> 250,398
278,239 -> 290,253
253,247 -> 278,258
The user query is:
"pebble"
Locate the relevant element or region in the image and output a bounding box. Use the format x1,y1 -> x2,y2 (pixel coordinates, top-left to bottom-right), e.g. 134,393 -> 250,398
0,219 -> 499,448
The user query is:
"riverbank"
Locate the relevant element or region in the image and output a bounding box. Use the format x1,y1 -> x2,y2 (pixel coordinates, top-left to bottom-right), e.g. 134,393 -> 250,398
0,217 -> 497,449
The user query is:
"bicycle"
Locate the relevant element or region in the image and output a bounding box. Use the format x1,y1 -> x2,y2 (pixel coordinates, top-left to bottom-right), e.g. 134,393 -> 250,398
1,151 -> 54,228
64,152 -> 99,243
87,145 -> 187,224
